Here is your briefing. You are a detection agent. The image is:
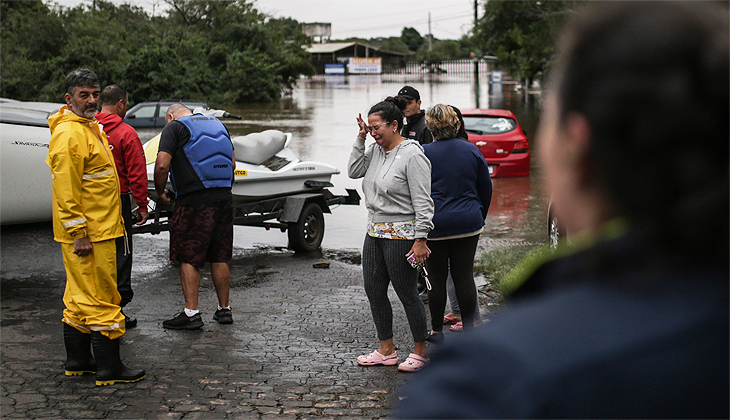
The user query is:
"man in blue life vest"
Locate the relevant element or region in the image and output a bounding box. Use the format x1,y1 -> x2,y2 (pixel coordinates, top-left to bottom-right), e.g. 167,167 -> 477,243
154,104 -> 236,329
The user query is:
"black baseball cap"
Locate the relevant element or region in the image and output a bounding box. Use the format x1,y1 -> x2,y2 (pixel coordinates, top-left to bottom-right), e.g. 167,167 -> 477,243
397,85 -> 420,100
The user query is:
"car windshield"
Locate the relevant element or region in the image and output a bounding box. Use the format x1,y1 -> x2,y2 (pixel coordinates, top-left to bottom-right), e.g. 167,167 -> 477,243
463,116 -> 517,135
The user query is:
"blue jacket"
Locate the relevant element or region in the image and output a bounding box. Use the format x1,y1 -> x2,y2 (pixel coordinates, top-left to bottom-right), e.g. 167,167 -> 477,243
170,115 -> 233,197
423,138 -> 492,239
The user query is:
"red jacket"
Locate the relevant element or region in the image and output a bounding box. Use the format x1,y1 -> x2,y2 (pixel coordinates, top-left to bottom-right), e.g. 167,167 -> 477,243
97,112 -> 149,212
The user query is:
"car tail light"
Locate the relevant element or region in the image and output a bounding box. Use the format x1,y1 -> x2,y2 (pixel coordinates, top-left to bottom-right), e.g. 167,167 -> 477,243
512,140 -> 529,154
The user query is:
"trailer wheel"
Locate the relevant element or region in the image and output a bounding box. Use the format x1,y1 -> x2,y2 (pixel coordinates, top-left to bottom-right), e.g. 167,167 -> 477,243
288,202 -> 325,252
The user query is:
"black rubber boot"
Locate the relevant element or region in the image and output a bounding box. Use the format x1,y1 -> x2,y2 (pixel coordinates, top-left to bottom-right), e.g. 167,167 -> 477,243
63,324 -> 96,376
121,309 -> 137,329
90,331 -> 145,386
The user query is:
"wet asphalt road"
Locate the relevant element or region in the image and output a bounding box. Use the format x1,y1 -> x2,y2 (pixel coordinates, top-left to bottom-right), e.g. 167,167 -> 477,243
0,222 -> 462,419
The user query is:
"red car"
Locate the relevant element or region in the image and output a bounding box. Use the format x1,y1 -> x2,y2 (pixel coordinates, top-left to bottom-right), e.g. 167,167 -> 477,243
460,108 -> 530,177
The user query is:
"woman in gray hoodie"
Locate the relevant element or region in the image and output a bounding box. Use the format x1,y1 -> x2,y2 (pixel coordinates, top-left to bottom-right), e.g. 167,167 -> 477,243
348,97 -> 435,372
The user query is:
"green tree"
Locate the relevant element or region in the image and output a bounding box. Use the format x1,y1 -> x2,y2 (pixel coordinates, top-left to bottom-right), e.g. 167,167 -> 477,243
475,0 -> 579,84
401,27 -> 424,52
0,1 -> 66,100
417,39 -> 466,63
380,37 -> 411,55
0,0 -> 314,104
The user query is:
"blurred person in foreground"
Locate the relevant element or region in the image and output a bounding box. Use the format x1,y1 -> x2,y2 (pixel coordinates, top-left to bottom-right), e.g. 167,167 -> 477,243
421,104 -> 492,343
398,2 -> 728,418
96,84 -> 149,328
47,68 -> 144,386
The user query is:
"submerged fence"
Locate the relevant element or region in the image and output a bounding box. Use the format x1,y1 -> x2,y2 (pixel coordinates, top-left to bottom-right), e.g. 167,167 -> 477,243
384,58 -> 494,75
311,58 -> 496,76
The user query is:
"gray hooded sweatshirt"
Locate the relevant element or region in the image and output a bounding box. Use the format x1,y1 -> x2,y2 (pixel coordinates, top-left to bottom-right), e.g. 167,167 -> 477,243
348,137 -> 434,239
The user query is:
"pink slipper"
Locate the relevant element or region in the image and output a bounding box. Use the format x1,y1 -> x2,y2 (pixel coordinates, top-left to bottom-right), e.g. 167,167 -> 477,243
450,321 -> 463,332
450,319 -> 485,331
443,315 -> 460,325
357,350 -> 398,366
398,353 -> 429,372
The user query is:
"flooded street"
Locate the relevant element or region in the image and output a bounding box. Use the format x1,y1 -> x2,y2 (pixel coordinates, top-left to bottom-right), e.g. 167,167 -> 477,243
139,74 -> 548,254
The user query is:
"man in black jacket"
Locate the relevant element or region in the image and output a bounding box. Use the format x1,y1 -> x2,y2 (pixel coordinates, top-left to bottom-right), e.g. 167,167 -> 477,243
396,86 -> 433,303
397,86 -> 433,145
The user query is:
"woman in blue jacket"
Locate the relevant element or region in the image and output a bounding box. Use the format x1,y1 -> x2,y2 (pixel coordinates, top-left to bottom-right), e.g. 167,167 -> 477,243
422,104 -> 492,341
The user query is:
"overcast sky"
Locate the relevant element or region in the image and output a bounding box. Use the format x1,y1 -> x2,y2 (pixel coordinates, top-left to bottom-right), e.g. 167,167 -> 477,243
51,0 -> 477,40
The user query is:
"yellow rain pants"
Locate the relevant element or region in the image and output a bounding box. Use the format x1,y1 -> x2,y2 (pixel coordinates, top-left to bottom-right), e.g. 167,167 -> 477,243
61,239 -> 126,339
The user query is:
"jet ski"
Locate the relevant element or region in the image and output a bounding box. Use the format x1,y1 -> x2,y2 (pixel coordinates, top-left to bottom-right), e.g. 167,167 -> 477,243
143,129 -> 340,203
140,126 -> 358,251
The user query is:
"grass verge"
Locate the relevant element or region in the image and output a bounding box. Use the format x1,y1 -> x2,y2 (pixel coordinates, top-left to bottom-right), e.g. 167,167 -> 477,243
474,243 -> 550,315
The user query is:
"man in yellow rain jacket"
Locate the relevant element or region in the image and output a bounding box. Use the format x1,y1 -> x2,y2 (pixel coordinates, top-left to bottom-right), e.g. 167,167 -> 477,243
46,68 -> 144,386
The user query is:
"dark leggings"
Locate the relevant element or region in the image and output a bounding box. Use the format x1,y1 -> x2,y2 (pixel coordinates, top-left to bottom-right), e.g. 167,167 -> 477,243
425,235 -> 480,332
362,235 -> 429,343
115,194 -> 133,307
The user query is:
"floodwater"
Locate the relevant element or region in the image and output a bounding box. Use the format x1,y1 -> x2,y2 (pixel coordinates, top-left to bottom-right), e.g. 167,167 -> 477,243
138,74 -> 548,253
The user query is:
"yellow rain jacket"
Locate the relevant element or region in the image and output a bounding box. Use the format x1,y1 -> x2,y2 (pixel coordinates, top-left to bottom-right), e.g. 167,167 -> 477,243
46,106 -> 124,243
47,106 -> 127,338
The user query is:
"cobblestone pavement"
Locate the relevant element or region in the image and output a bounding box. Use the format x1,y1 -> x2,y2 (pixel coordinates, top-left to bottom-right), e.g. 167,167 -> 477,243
1,223 -> 452,419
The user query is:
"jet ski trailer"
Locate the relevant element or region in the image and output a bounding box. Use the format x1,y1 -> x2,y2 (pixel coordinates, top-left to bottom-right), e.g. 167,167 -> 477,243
134,129 -> 360,252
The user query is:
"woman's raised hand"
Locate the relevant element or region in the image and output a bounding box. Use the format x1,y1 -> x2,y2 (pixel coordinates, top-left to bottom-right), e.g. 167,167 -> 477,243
356,113 -> 368,139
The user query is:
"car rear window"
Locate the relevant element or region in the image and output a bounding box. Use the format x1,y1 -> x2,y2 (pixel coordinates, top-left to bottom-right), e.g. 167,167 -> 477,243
463,116 -> 517,134
130,105 -> 157,119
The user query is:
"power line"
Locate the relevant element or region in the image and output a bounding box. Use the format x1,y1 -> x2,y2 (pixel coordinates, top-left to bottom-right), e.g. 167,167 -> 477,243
335,12 -> 474,38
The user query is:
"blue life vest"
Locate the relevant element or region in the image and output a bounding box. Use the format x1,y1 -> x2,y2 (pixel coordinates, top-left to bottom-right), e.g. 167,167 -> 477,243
171,115 -> 233,196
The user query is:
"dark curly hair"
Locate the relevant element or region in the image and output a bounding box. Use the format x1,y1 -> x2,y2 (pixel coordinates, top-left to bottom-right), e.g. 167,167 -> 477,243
551,2 -> 729,268
368,96 -> 405,131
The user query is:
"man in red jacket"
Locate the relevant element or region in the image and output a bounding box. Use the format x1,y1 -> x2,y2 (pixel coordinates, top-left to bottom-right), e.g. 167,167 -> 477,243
97,85 -> 149,328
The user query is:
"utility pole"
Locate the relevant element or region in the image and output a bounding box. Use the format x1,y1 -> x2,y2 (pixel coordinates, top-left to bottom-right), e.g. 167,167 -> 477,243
474,0 -> 478,28
428,12 -> 433,51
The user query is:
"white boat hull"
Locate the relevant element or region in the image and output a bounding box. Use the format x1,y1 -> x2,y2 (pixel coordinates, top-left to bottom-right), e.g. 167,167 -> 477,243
0,101 -> 63,225
0,122 -> 53,224
146,159 -> 340,203
231,166 -> 339,204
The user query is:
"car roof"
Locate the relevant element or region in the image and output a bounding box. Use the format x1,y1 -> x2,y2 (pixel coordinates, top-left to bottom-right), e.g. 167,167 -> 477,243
460,108 -> 517,118
130,100 -> 206,107
0,101 -> 63,113
0,101 -> 64,127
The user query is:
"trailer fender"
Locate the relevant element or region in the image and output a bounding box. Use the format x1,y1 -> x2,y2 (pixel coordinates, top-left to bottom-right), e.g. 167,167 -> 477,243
278,193 -> 331,223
